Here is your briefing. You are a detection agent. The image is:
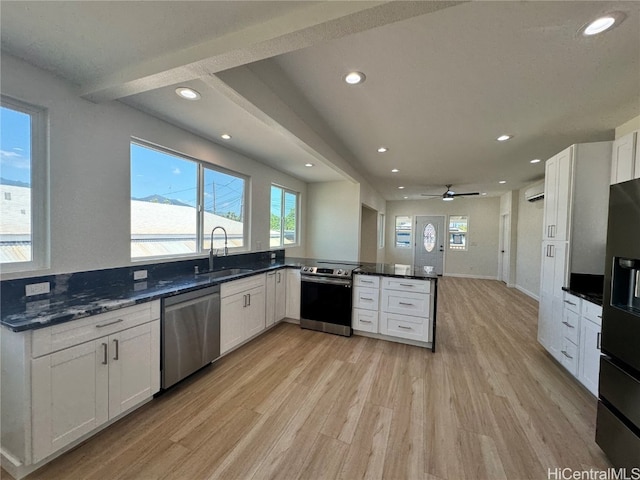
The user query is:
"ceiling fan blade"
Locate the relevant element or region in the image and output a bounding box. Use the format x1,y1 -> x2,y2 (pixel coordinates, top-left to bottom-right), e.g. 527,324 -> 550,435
451,192 -> 480,197
420,193 -> 442,197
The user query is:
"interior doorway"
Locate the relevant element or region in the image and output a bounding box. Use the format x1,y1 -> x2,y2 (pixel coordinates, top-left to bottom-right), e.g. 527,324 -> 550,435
359,205 -> 378,263
499,213 -> 510,284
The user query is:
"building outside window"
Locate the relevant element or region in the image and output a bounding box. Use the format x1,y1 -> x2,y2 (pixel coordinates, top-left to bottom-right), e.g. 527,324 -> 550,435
130,141 -> 246,259
270,185 -> 298,248
395,215 -> 412,248
0,97 -> 48,271
449,215 -> 468,250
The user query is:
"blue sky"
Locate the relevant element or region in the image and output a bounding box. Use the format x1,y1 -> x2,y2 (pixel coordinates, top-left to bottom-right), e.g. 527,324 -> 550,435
0,106 -> 32,184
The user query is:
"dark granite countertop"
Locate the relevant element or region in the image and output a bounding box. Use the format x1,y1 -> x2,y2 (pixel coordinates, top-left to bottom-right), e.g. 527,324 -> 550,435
1,254 -> 437,333
561,287 -> 603,306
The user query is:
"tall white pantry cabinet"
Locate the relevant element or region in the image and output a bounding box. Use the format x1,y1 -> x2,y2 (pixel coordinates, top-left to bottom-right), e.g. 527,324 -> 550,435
537,141 -> 611,395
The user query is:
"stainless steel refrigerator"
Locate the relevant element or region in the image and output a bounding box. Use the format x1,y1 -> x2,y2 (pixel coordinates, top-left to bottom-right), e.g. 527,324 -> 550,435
596,178 -> 640,467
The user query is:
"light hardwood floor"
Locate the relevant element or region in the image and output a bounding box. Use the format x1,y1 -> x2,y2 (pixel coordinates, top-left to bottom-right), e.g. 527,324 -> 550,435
8,277 -> 610,480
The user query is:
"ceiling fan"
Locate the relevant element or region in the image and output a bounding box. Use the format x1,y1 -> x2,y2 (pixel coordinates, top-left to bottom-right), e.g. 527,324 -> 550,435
421,184 -> 480,201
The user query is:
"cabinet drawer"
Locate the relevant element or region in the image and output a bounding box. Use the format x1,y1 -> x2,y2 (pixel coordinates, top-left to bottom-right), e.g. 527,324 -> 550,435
583,301 -> 603,325
32,301 -> 160,358
560,339 -> 578,375
382,277 -> 430,293
221,273 -> 266,298
381,290 -> 429,317
562,292 -> 581,314
353,308 -> 378,333
354,275 -> 380,288
380,312 -> 429,342
353,286 -> 379,311
561,308 -> 580,345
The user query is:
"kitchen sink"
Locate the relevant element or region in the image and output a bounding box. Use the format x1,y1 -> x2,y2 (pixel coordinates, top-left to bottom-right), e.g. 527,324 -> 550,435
200,268 -> 253,279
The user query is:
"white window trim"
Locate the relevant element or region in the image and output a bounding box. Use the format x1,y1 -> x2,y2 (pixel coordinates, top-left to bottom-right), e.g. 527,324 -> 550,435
130,139 -> 249,261
270,184 -> 300,249
395,215 -> 413,248
1,95 -> 50,274
448,214 -> 469,251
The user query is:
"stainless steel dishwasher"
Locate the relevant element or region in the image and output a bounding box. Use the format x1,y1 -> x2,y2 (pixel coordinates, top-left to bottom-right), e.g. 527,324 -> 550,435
161,285 -> 220,389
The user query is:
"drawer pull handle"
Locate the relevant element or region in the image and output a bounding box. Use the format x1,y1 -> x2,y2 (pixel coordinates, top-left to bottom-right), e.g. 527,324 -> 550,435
564,300 -> 577,306
113,339 -> 119,361
102,343 -> 108,365
561,350 -> 573,359
399,284 -> 414,287
96,319 -> 124,328
361,280 -> 373,284
360,297 -> 373,301
399,302 -> 414,306
561,321 -> 575,329
360,320 -> 372,324
398,325 -> 412,330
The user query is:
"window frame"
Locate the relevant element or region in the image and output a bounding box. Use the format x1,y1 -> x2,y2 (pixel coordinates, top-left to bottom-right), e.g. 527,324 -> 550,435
1,95 -> 49,274
395,215 -> 412,248
448,214 -> 469,251
378,213 -> 385,248
130,139 -> 249,261
270,184 -> 300,249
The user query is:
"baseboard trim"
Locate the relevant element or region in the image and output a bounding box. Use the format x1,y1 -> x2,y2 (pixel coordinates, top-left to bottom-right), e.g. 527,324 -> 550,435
515,285 -> 539,301
443,273 -> 498,280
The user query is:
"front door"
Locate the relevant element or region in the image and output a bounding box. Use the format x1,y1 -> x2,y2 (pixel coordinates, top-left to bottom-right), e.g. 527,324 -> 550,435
414,216 -> 445,275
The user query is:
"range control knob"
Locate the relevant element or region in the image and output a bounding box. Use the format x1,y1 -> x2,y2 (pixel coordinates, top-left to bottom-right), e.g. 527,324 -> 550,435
336,269 -> 344,275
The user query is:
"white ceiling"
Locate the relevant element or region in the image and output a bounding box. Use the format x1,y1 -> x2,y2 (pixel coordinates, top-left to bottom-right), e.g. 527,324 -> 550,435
2,1 -> 639,200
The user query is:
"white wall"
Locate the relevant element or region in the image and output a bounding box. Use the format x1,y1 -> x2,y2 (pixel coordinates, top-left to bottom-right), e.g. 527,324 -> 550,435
499,191 -> 519,286
515,188 -> 544,299
385,197 -> 501,278
615,114 -> 640,138
1,54 -> 308,279
307,181 -> 360,262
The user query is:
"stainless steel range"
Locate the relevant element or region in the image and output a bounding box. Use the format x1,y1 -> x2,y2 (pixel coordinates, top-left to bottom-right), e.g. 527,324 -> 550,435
300,263 -> 357,337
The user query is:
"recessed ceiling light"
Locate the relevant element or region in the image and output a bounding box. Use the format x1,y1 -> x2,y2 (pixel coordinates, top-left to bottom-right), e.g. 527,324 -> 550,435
305,163 -> 314,167
398,186 -> 405,189
221,134 -> 232,140
377,147 -> 388,153
403,196 -> 408,199
499,180 -> 507,184
344,71 -> 366,85
496,134 -> 512,142
530,159 -> 541,164
581,13 -> 624,36
481,192 -> 487,196
175,87 -> 201,100
391,168 -> 399,173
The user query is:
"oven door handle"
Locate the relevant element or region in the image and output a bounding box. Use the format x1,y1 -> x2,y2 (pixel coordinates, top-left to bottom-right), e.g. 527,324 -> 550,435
301,276 -> 352,287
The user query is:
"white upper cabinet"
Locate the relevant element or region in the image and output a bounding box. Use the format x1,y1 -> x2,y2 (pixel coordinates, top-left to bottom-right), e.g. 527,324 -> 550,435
543,146 -> 573,241
610,130 -> 639,185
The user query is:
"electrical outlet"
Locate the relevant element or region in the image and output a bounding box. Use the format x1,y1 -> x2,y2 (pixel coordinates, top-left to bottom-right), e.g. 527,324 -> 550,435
25,282 -> 50,297
133,270 -> 148,281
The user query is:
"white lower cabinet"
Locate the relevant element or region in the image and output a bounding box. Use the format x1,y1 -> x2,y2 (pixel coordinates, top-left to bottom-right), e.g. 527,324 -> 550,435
285,268 -> 301,320
1,301 -> 161,476
266,270 -> 287,328
221,274 -> 266,354
352,274 -> 433,345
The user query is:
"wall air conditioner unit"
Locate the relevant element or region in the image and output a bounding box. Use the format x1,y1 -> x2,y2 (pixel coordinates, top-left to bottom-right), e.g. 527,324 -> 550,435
524,180 -> 545,202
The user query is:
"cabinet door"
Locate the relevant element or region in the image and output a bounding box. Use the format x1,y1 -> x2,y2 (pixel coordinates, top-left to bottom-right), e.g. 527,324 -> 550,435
611,131 -> 637,184
538,241 -> 567,360
108,321 -> 160,418
245,286 -> 266,339
285,269 -> 301,320
579,318 -> 602,396
554,147 -> 573,241
221,293 -> 246,354
275,270 -> 287,322
31,340 -> 109,463
543,155 -> 559,240
265,272 -> 276,327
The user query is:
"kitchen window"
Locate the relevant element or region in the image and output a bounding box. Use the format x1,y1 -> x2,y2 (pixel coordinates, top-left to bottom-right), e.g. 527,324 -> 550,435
130,141 -> 246,259
448,215 -> 468,251
0,97 -> 48,271
395,215 -> 412,248
270,185 -> 298,248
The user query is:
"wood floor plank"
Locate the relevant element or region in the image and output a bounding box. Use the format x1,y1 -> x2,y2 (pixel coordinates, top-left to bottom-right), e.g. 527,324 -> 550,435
18,277 -> 612,480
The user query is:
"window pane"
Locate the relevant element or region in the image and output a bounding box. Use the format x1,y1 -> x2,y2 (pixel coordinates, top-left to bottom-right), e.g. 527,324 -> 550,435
284,191 -> 297,245
203,168 -> 245,250
270,186 -> 282,247
395,216 -> 412,248
449,215 -> 468,250
0,106 -> 32,263
130,144 -> 198,258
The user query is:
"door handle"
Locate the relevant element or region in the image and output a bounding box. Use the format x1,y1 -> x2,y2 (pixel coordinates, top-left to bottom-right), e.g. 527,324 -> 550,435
248,293 -> 251,306
96,319 -> 123,328
243,294 -> 247,307
597,332 -> 601,350
101,343 -> 108,365
113,339 -> 119,361
561,321 -> 574,328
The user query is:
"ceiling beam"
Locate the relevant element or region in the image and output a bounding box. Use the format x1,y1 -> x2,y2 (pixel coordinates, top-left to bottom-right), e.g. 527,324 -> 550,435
80,1 -> 464,103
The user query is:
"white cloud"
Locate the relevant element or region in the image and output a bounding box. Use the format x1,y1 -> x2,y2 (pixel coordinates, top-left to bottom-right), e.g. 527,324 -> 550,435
1,150 -> 20,158
0,150 -> 30,169
172,167 -> 181,175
